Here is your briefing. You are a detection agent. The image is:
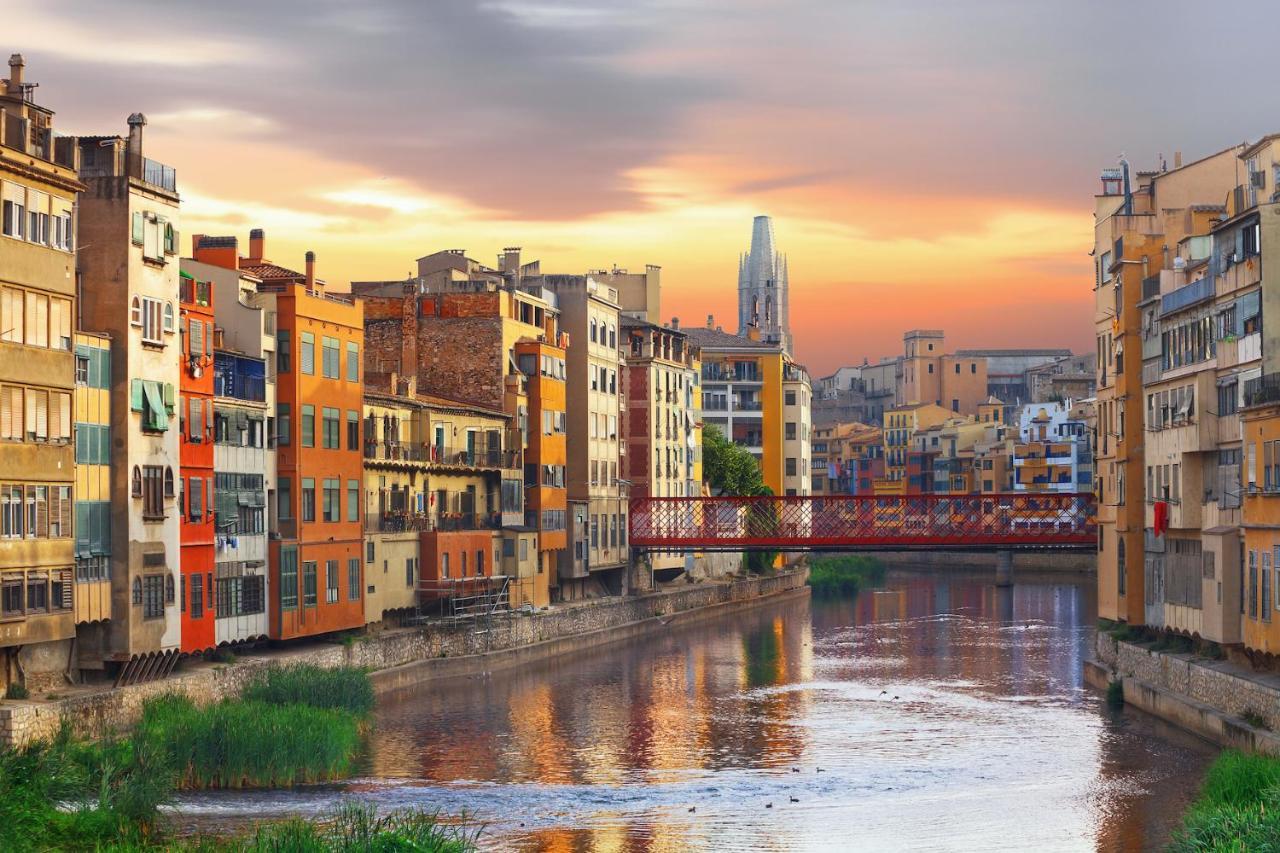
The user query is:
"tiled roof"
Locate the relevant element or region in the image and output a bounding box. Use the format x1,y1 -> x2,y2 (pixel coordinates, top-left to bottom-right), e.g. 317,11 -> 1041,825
241,263 -> 304,281
682,326 -> 778,349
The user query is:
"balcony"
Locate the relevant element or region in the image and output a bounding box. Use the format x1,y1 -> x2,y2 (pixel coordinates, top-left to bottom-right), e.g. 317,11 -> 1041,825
364,441 -> 518,469
1245,373 -> 1280,408
1141,274 -> 1161,302
181,277 -> 211,307
367,511 -> 501,534
734,399 -> 763,412
1159,277 -> 1215,317
213,352 -> 267,402
142,157 -> 177,192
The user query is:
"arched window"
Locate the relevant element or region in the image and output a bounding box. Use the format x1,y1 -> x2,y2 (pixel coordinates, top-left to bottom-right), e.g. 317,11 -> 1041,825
163,467 -> 174,497
163,303 -> 175,333
131,466 -> 142,497
130,297 -> 142,326
132,576 -> 142,605
590,319 -> 597,343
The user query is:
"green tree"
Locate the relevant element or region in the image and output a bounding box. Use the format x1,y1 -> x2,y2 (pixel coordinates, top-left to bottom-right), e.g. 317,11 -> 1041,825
702,426 -> 777,573
702,425 -> 767,497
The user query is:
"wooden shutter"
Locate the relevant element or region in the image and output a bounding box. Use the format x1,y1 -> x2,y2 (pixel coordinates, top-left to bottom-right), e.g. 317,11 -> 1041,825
34,389 -> 47,440
131,211 -> 144,244
0,386 -> 11,440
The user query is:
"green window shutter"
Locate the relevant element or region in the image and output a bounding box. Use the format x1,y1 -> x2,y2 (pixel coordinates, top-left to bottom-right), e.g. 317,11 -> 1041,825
99,426 -> 111,463
131,212 -> 144,245
143,381 -> 168,431
75,502 -> 88,556
130,379 -> 144,412
162,382 -> 175,411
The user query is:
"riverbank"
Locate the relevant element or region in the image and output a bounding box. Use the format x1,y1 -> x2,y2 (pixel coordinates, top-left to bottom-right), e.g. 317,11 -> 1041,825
0,570 -> 807,748
1087,632 -> 1280,755
873,550 -> 1095,574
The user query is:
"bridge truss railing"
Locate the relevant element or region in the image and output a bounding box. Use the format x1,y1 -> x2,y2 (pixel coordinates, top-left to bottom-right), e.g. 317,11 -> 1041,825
628,493 -> 1097,551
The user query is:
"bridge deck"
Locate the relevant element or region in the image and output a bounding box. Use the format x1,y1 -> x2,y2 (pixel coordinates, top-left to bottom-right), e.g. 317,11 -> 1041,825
628,493 -> 1096,552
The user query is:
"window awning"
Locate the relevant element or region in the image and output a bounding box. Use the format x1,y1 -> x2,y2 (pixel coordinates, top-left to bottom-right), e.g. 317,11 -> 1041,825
142,381 -> 168,430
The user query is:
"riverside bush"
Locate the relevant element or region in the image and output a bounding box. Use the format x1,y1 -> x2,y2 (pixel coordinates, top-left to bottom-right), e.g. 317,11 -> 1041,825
807,555 -> 885,597
242,664 -> 375,717
137,694 -> 360,789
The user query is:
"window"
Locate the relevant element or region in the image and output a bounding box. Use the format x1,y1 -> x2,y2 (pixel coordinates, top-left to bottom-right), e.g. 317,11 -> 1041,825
277,403 -> 291,446
325,559 -> 339,604
302,560 -> 318,606
278,477 -> 292,521
300,332 -> 315,375
322,407 -> 339,449
786,422 -> 796,441
347,410 -> 360,450
406,556 -> 416,586
347,479 -> 359,522
189,476 -> 203,521
142,574 -> 165,619
190,572 -> 204,619
346,341 -> 359,382
786,457 -> 797,476
349,558 -> 361,600
301,405 -> 315,447
277,331 -> 291,373
323,478 -> 340,522
300,478 -> 316,523
322,336 -> 339,379
141,465 -> 166,518
2,182 -> 25,239
280,547 -> 298,609
441,552 -> 450,579
189,396 -> 203,443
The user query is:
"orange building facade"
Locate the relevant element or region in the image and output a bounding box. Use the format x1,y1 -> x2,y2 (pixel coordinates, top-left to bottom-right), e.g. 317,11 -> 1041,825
178,272 -> 216,653
194,231 -> 365,640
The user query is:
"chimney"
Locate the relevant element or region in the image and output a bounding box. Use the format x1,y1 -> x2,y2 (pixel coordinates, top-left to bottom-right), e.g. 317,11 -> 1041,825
248,228 -> 265,262
747,326 -> 761,342
191,234 -> 205,255
706,314 -> 714,329
126,113 -> 147,178
671,316 -> 680,330
6,54 -> 23,96
305,251 -> 316,289
1174,150 -> 1183,169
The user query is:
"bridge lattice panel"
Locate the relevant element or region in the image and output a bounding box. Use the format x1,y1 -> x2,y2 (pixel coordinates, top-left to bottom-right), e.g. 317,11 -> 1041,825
628,493 -> 1097,551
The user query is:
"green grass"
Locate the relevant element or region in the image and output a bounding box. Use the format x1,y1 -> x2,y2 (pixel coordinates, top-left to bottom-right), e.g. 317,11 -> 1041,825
1169,751 -> 1280,852
137,694 -> 361,789
241,664 -> 375,718
218,802 -> 478,852
807,555 -> 886,598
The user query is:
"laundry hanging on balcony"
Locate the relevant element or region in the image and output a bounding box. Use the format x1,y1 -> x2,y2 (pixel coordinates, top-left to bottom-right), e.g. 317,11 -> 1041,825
1153,501 -> 1169,537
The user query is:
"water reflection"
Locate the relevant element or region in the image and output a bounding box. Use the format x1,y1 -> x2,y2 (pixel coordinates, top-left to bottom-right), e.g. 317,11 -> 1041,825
175,571 -> 1214,851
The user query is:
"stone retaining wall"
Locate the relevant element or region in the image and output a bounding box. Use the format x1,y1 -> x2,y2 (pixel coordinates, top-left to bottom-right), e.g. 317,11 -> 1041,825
0,570 -> 807,747
1094,634 -> 1280,754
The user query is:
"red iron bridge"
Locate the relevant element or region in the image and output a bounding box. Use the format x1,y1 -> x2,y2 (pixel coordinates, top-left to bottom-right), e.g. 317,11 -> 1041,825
628,493 -> 1097,552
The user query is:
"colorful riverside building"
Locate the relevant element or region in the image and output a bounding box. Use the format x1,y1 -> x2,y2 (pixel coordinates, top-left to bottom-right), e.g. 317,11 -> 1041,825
183,249 -> 274,648
177,271 -> 215,653
0,56 -> 83,691
1093,146 -> 1246,635
76,114 -> 184,679
194,231 -> 365,640
356,260 -> 563,606
684,317 -> 812,496
73,332 -> 113,674
621,318 -> 700,577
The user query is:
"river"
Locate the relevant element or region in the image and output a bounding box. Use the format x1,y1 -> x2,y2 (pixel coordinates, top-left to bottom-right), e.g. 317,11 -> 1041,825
175,569 -> 1216,851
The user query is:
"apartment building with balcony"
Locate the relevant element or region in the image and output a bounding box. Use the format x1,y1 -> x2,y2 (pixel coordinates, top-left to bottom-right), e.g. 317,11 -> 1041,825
811,422 -> 882,495
621,318 -> 700,575
1093,146 -> 1244,635
76,114 -> 183,677
685,317 -> 809,496
358,268 -> 563,605
531,275 -> 627,596
194,231 -> 365,641
1013,401 -> 1092,494
177,272 -> 215,653
900,330 -> 989,417
184,249 -> 275,648
0,56 -> 83,691
879,402 -> 951,486
72,332 -> 112,677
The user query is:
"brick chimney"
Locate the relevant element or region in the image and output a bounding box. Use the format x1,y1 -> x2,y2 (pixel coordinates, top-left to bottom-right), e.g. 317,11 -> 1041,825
706,314 -> 714,329
126,113 -> 146,179
248,228 -> 265,263
6,54 -> 24,96
305,251 -> 316,289
671,316 -> 680,330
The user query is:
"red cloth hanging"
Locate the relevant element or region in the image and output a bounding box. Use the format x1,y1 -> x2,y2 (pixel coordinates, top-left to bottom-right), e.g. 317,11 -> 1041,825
1153,501 -> 1169,537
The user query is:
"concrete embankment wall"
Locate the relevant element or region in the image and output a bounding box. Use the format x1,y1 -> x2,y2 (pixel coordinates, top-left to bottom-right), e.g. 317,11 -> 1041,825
1090,634 -> 1280,755
0,570 -> 807,747
872,550 -> 1095,573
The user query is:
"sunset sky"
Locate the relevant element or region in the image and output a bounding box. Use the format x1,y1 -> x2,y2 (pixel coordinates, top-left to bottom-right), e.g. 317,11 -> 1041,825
14,0 -> 1280,374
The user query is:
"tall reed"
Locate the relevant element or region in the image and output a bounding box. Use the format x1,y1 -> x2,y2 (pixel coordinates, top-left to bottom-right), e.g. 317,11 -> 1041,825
138,694 -> 360,789
807,555 -> 885,597
241,664 -> 375,718
1169,750 -> 1280,851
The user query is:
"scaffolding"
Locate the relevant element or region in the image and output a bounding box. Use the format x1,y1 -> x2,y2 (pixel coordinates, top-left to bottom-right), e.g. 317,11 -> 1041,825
415,576 -> 513,640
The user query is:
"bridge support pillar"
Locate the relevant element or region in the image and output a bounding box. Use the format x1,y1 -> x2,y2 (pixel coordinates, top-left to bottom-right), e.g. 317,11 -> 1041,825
996,551 -> 1014,587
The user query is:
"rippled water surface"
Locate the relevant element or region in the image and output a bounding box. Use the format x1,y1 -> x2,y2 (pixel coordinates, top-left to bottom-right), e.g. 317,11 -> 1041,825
177,570 -> 1216,851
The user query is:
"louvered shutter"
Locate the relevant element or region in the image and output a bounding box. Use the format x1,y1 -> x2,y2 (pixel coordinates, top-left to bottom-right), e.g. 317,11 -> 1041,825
0,386 -> 10,440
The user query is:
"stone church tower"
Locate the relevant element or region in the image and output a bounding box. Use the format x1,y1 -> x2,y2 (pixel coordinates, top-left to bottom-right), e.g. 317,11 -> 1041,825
736,215 -> 791,353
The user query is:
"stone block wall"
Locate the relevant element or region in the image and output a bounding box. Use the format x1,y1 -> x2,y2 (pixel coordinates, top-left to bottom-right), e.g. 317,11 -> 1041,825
0,570 -> 807,747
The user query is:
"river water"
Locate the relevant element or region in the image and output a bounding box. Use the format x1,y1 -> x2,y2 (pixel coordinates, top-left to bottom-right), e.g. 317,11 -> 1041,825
176,570 -> 1216,851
